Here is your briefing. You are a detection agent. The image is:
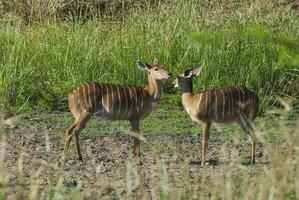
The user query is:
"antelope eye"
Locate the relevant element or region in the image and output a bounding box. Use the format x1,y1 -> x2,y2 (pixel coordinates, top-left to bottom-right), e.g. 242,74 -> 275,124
154,68 -> 158,71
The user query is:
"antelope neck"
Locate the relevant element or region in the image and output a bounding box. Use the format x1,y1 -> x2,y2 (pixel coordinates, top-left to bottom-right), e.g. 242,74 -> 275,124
181,79 -> 193,94
146,74 -> 162,100
182,80 -> 194,105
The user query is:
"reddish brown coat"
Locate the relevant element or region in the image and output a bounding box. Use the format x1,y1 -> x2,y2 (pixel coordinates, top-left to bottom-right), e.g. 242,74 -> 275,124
174,67 -> 259,165
63,58 -> 171,164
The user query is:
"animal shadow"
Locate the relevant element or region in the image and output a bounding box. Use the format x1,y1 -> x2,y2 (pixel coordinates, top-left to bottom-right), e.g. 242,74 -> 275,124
189,159 -> 220,166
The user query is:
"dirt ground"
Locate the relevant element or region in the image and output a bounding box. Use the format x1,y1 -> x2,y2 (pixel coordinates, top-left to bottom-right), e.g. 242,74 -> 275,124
0,115 -> 269,199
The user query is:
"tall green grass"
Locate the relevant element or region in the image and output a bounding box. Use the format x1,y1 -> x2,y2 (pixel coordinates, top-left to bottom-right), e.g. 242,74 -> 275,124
0,1 -> 298,116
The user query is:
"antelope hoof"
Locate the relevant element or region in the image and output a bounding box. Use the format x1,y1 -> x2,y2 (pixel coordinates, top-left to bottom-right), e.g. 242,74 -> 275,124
201,161 -> 209,166
78,157 -> 84,162
135,157 -> 143,165
58,158 -> 66,167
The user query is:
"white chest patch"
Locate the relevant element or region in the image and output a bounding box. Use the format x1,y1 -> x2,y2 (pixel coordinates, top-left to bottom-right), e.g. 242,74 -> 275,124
185,107 -> 190,114
183,103 -> 191,114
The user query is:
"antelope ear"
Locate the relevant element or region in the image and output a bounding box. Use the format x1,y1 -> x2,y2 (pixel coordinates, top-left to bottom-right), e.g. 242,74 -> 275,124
192,67 -> 203,77
153,58 -> 159,65
137,61 -> 151,71
184,69 -> 193,78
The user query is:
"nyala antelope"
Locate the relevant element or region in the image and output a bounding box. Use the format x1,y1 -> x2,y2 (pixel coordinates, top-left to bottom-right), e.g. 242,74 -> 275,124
64,58 -> 171,164
173,67 -> 259,165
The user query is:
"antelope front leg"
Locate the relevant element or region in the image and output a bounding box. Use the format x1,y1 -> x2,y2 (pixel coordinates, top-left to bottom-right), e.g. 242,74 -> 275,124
130,120 -> 142,165
63,124 -> 76,158
238,114 -> 256,165
64,112 -> 91,161
74,133 -> 83,161
201,122 -> 211,166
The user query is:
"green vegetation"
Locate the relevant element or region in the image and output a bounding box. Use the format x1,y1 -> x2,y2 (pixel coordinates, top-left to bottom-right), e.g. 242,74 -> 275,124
0,1 -> 298,116
0,1 -> 298,199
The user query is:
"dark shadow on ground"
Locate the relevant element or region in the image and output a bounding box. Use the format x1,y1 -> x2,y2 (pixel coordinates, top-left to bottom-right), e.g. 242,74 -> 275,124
189,159 -> 222,166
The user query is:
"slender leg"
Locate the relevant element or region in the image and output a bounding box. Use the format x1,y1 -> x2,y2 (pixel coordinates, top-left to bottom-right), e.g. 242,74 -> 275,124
238,114 -> 256,164
130,120 -> 142,165
73,114 -> 91,161
64,112 -> 91,160
201,122 -> 211,166
63,124 -> 76,157
74,132 -> 83,161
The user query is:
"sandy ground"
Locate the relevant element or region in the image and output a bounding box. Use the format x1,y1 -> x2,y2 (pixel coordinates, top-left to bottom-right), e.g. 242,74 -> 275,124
0,119 -> 266,199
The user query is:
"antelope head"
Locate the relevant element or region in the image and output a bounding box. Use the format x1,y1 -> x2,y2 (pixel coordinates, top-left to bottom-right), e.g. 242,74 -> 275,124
137,58 -> 171,81
173,67 -> 203,91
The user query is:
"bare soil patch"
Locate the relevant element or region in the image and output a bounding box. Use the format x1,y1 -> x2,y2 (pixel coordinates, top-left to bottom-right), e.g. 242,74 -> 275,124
1,121 -> 265,199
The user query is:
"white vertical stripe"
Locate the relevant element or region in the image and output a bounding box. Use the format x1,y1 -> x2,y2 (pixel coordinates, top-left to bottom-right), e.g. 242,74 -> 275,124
103,84 -> 109,112
116,86 -> 121,118
237,87 -> 241,103
231,88 -> 234,114
205,91 -> 209,117
77,87 -> 80,100
242,87 -> 247,109
109,84 -> 114,114
99,83 -> 103,111
214,90 -> 218,120
132,87 -> 138,113
209,90 -> 212,117
221,89 -> 225,120
92,83 -> 97,111
239,87 -> 244,102
236,87 -> 242,112
139,88 -> 144,109
121,85 -> 128,119
127,85 -> 134,117
228,88 -> 234,114
197,93 -> 203,113
82,84 -> 87,107
87,83 -> 92,109
226,88 -> 231,114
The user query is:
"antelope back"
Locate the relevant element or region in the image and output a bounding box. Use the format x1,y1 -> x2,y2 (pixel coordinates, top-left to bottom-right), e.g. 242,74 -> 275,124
195,86 -> 259,122
68,58 -> 170,121
68,83 -> 154,121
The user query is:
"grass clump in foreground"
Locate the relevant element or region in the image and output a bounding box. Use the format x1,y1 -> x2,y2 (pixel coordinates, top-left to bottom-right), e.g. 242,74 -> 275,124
0,1 -> 298,116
